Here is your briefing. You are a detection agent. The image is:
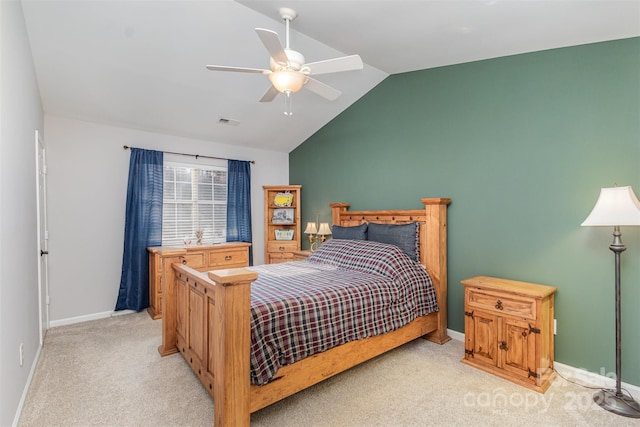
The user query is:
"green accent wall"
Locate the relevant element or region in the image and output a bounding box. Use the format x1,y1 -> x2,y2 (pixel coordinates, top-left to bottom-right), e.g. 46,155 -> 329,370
290,38 -> 640,386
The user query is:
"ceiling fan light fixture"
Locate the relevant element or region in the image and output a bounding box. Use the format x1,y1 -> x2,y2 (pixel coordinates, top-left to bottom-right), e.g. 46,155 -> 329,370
205,7 -> 362,114
269,70 -> 306,94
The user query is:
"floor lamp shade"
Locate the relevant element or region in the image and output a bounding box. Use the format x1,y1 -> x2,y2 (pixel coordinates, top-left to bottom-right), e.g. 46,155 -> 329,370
582,186 -> 640,226
582,185 -> 640,418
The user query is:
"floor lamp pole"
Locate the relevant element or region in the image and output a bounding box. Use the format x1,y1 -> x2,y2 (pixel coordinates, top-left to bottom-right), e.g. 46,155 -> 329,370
592,226 -> 640,418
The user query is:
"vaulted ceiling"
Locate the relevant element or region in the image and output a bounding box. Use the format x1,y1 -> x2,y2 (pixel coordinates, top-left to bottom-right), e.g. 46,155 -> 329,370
22,0 -> 640,152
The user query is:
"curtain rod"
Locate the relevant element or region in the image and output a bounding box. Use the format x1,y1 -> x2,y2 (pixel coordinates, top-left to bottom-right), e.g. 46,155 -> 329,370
123,145 -> 255,164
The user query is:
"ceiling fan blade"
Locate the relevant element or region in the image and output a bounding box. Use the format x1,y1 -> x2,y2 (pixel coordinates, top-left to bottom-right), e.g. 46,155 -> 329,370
255,28 -> 288,65
259,86 -> 279,103
206,65 -> 269,74
305,77 -> 341,101
305,55 -> 363,75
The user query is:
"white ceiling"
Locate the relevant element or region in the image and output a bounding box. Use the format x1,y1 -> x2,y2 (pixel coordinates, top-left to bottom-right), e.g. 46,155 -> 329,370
22,0 -> 640,153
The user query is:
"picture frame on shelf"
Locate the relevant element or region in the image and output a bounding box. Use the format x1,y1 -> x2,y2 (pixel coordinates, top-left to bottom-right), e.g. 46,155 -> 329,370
272,208 -> 294,224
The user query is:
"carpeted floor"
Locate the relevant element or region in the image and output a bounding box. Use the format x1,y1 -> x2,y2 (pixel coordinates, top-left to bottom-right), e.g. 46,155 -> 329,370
18,312 -> 640,426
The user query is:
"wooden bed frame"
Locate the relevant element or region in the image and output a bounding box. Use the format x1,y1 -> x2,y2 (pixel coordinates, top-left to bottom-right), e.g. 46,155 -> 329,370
158,197 -> 451,426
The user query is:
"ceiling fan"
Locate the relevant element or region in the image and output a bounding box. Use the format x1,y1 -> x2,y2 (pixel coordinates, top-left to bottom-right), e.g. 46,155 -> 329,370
206,7 -> 363,116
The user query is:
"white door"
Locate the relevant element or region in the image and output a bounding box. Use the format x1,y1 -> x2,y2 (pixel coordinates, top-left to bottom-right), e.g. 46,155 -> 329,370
35,130 -> 50,344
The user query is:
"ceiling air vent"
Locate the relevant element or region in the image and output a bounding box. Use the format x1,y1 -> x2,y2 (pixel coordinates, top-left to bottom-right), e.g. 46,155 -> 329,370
218,117 -> 240,126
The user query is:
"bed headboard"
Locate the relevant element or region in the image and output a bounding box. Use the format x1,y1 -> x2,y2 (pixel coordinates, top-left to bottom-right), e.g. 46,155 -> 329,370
330,198 -> 451,344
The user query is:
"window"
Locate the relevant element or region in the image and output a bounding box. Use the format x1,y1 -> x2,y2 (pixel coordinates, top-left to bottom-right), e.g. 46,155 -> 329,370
162,162 -> 227,245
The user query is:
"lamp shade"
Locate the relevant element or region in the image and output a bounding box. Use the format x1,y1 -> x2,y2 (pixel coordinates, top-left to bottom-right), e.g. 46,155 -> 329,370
317,223 -> 332,236
304,222 -> 317,234
581,186 -> 640,227
268,70 -> 306,94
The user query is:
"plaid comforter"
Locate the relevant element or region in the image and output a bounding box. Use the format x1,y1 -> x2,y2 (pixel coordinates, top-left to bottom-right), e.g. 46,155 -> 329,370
248,239 -> 439,385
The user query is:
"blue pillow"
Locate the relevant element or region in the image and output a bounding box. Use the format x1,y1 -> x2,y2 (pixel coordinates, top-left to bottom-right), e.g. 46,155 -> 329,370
331,223 -> 368,240
367,222 -> 419,261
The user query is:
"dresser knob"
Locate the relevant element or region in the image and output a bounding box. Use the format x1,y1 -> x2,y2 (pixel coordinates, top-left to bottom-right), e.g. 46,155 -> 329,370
499,341 -> 508,351
495,299 -> 504,310
225,255 -> 232,260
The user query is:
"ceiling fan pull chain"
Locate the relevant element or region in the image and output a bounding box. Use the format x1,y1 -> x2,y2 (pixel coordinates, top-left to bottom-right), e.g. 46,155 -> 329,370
284,90 -> 293,116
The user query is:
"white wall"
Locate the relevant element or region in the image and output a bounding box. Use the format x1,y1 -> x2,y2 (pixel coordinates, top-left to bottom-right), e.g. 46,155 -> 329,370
0,1 -> 45,425
44,116 -> 289,324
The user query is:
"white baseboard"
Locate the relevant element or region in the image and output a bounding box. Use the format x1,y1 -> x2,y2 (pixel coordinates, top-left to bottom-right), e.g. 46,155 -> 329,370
12,344 -> 42,427
447,328 -> 640,399
554,361 -> 640,399
49,309 -> 137,328
447,328 -> 465,342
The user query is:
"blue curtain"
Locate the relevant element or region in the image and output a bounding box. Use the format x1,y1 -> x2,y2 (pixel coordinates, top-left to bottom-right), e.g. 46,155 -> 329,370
226,160 -> 253,265
115,148 -> 163,311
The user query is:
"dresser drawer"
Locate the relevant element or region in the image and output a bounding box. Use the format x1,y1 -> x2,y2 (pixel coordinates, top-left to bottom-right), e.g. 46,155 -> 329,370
183,252 -> 205,268
208,249 -> 248,268
267,241 -> 298,253
467,288 -> 536,320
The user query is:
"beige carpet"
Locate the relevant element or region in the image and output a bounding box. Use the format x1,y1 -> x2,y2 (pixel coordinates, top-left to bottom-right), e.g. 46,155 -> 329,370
19,312 -> 640,426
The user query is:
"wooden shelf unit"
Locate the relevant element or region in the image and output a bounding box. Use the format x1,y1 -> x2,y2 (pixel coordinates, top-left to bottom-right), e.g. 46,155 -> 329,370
263,185 -> 301,264
461,276 -> 557,393
147,242 -> 251,319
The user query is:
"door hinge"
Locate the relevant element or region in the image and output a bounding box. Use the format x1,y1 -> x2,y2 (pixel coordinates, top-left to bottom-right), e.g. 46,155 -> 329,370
528,324 -> 541,334
464,310 -> 474,319
528,369 -> 540,379
465,349 -> 474,358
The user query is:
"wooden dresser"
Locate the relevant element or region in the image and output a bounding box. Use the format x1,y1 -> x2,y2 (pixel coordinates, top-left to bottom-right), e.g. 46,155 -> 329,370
147,242 -> 251,319
461,276 -> 557,393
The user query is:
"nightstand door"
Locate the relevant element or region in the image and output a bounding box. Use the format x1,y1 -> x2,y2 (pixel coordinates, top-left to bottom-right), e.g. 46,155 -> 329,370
465,310 -> 499,367
500,317 -> 537,381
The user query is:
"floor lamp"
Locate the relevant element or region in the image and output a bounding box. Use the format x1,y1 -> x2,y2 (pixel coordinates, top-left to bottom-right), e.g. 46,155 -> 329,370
582,185 -> 640,418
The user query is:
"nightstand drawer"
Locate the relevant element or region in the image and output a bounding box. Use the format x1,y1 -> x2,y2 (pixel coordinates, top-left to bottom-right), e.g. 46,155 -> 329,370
467,288 -> 536,320
292,250 -> 312,260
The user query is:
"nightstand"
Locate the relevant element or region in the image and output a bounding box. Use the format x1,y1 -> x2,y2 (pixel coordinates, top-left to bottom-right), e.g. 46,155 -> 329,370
292,250 -> 312,260
461,276 -> 557,393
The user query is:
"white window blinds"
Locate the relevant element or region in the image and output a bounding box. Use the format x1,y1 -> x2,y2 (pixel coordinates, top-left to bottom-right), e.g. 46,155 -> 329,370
162,162 -> 227,245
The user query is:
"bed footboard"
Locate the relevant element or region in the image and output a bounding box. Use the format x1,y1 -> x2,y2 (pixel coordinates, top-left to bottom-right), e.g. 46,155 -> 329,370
161,262 -> 258,427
